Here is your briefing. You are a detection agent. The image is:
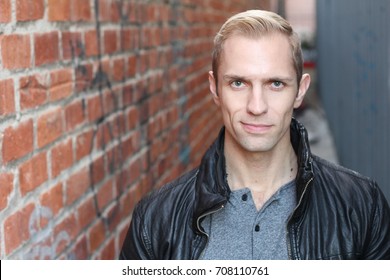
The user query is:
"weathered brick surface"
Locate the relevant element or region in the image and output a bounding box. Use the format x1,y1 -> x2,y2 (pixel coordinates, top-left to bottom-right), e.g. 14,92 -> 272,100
2,119 -> 34,163
0,0 -> 12,22
0,0 -> 271,259
19,152 -> 48,196
0,172 -> 13,211
16,0 -> 45,21
0,79 -> 15,116
34,32 -> 60,66
1,34 -> 31,69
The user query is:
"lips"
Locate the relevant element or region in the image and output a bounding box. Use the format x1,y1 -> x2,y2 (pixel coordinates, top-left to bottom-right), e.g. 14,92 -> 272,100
241,122 -> 273,133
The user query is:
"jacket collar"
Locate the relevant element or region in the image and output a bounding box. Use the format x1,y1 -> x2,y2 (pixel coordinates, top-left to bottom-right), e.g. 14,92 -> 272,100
290,118 -> 314,203
192,118 -> 314,233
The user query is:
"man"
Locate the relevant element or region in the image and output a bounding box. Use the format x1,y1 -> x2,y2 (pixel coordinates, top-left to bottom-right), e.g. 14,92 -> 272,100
120,10 -> 390,260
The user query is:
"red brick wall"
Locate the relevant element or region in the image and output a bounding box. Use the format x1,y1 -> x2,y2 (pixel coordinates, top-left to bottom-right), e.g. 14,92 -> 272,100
0,0 -> 271,259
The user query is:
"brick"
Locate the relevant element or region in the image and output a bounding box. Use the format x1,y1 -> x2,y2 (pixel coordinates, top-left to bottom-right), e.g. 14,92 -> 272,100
129,153 -> 142,180
65,99 -> 85,131
66,167 -> 90,205
51,139 -> 73,178
103,89 -> 117,115
16,0 -> 44,21
112,58 -> 125,82
121,131 -> 140,161
110,0 -> 121,22
76,129 -> 94,161
126,55 -> 137,78
99,237 -> 115,260
34,32 -> 59,66
98,0 -> 120,22
37,108 -> 63,148
84,30 -> 98,57
88,220 -> 105,252
95,123 -> 107,150
87,95 -> 103,122
122,84 -> 133,106
2,119 -> 33,163
0,79 -> 15,116
97,179 -> 114,211
97,0 -> 110,22
104,203 -> 120,232
0,0 -> 11,22
62,31 -> 83,60
48,0 -> 71,21
139,52 -> 148,73
119,184 -> 136,218
1,34 -> 31,69
91,156 -> 104,185
19,74 -> 48,110
4,203 -> 35,255
103,30 -> 117,54
100,59 -> 110,82
19,152 -> 48,196
49,68 -> 73,101
71,0 -> 91,21
40,183 -> 63,226
0,172 -> 13,211
77,196 -> 96,229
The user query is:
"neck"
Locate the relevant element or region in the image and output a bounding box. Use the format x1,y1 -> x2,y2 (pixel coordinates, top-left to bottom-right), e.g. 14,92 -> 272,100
224,132 -> 297,198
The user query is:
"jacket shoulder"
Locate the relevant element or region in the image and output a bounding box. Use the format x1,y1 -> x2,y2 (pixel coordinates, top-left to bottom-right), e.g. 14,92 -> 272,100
313,155 -> 373,180
120,168 -> 199,259
307,156 -> 390,259
311,155 -> 381,200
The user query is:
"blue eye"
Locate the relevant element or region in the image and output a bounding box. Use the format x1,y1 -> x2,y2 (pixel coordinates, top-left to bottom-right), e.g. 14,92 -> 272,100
273,81 -> 282,87
271,81 -> 284,89
231,80 -> 244,88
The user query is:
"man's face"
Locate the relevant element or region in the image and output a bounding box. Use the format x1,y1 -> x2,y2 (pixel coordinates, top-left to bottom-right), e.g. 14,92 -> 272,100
209,33 -> 310,154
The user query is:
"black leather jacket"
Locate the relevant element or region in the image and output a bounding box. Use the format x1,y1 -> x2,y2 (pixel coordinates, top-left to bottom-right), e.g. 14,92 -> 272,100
120,119 -> 390,259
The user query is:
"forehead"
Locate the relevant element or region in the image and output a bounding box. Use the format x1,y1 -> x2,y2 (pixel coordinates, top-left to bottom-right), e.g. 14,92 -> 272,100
219,33 -> 295,78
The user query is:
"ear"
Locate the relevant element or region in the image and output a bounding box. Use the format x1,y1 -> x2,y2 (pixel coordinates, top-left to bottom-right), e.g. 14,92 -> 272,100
294,73 -> 311,109
208,71 -> 220,106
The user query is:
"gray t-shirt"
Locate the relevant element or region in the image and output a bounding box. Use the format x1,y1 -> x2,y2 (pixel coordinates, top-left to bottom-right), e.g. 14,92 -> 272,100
200,180 -> 296,260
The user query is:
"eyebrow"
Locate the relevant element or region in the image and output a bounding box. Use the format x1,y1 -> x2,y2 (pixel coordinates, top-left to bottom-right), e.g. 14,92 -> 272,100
222,74 -> 294,83
222,74 -> 246,82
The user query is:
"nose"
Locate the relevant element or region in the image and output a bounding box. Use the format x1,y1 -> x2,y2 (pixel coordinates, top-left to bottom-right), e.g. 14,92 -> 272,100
247,86 -> 268,116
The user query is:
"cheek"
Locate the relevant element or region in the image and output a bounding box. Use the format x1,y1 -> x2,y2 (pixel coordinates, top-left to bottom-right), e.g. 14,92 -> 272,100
267,94 -> 297,116
266,97 -> 295,127
218,96 -> 243,125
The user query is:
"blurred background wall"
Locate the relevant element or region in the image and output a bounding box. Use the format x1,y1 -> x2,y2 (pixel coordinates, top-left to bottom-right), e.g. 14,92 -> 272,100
317,0 -> 390,203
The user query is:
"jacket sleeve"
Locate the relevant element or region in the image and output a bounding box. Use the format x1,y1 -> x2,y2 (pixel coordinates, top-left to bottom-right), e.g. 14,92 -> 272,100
119,201 -> 154,260
364,182 -> 390,260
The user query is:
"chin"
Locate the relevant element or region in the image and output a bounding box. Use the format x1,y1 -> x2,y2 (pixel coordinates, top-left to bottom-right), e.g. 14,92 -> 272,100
239,139 -> 276,153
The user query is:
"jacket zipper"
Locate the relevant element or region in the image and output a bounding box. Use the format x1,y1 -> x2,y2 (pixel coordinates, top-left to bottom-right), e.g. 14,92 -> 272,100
287,177 -> 313,260
194,203 -> 225,259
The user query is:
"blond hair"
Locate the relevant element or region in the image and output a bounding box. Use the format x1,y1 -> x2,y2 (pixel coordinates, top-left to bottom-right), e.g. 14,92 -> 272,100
212,10 -> 303,86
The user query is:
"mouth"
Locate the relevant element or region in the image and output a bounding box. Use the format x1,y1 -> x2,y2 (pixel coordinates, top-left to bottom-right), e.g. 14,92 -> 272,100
241,122 -> 273,134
